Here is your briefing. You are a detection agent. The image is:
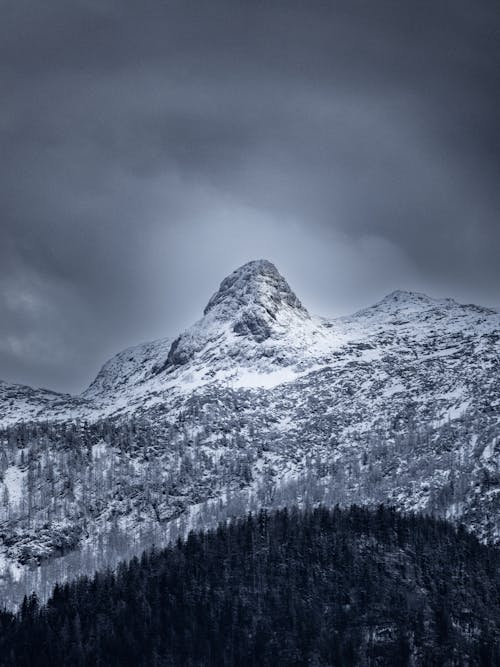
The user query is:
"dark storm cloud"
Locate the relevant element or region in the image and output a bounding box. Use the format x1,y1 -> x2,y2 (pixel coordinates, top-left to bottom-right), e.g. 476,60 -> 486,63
1,0 -> 499,392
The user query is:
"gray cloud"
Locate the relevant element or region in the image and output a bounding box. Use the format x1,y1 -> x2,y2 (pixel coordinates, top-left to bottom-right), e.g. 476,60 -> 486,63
1,0 -> 499,392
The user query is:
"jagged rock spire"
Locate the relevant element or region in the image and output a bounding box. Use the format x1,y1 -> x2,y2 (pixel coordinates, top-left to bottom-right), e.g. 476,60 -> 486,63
162,260 -> 310,369
203,260 -> 308,320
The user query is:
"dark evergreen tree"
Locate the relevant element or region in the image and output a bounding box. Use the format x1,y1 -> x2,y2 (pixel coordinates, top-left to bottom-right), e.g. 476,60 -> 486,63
0,505 -> 499,666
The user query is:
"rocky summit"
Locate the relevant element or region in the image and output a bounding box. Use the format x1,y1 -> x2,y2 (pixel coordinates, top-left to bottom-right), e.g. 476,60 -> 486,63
0,260 -> 498,607
155,260 -> 313,373
203,259 -> 308,322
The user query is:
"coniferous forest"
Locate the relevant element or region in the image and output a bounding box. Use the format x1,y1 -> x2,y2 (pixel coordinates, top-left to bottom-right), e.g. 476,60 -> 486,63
0,506 -> 499,666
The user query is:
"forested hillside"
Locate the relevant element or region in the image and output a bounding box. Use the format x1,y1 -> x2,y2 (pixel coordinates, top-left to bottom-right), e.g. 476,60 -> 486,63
1,407 -> 498,609
0,506 -> 498,666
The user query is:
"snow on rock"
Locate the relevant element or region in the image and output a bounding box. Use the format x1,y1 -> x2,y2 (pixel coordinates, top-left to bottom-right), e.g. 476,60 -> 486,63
0,258 -> 499,599
0,259 -> 498,444
83,337 -> 173,398
3,466 -> 24,506
152,259 -> 324,375
3,260 -> 497,430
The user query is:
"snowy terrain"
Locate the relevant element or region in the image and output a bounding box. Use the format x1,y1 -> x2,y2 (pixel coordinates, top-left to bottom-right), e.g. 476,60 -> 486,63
1,260 -> 497,430
0,260 -> 498,604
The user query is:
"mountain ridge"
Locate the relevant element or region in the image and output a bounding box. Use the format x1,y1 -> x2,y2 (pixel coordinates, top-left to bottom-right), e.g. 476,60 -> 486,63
0,259 -> 498,604
1,259 -> 497,425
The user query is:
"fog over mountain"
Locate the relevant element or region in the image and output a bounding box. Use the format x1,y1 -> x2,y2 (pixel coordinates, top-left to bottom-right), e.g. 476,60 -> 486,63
1,0 -> 499,393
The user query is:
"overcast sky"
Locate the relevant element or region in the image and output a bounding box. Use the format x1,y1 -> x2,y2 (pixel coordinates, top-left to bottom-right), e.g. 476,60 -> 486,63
1,0 -> 499,393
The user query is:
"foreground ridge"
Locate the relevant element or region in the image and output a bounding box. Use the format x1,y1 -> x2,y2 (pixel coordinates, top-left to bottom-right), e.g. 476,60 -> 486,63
1,506 -> 499,666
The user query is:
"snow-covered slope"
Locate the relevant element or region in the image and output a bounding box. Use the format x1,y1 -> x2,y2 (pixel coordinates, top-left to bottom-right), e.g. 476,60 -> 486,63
3,260 -> 496,426
0,380 -> 88,425
84,259 -> 335,403
0,260 -> 498,604
84,337 -> 173,397
152,259 -> 329,371
0,260 -> 337,423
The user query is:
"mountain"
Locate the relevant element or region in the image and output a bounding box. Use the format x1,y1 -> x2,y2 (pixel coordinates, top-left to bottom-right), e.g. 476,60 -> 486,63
0,260 -> 498,606
0,260 -> 329,423
84,259 -> 331,402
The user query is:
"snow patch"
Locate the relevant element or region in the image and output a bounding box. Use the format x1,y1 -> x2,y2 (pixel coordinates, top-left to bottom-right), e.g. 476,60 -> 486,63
3,466 -> 25,506
231,367 -> 299,389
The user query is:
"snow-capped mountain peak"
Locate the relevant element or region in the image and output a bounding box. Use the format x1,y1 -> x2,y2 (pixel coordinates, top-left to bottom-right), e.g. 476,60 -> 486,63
203,259 -> 309,325
156,260 -> 318,375
380,289 -> 448,306
77,260 -> 327,408
350,289 -> 498,328
352,289 -> 462,320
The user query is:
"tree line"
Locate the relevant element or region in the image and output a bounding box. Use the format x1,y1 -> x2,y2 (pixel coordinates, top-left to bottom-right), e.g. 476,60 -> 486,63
0,505 -> 499,666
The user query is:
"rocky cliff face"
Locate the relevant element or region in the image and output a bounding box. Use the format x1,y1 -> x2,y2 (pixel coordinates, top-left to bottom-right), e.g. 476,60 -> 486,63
152,259 -> 315,374
0,260 -> 498,605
